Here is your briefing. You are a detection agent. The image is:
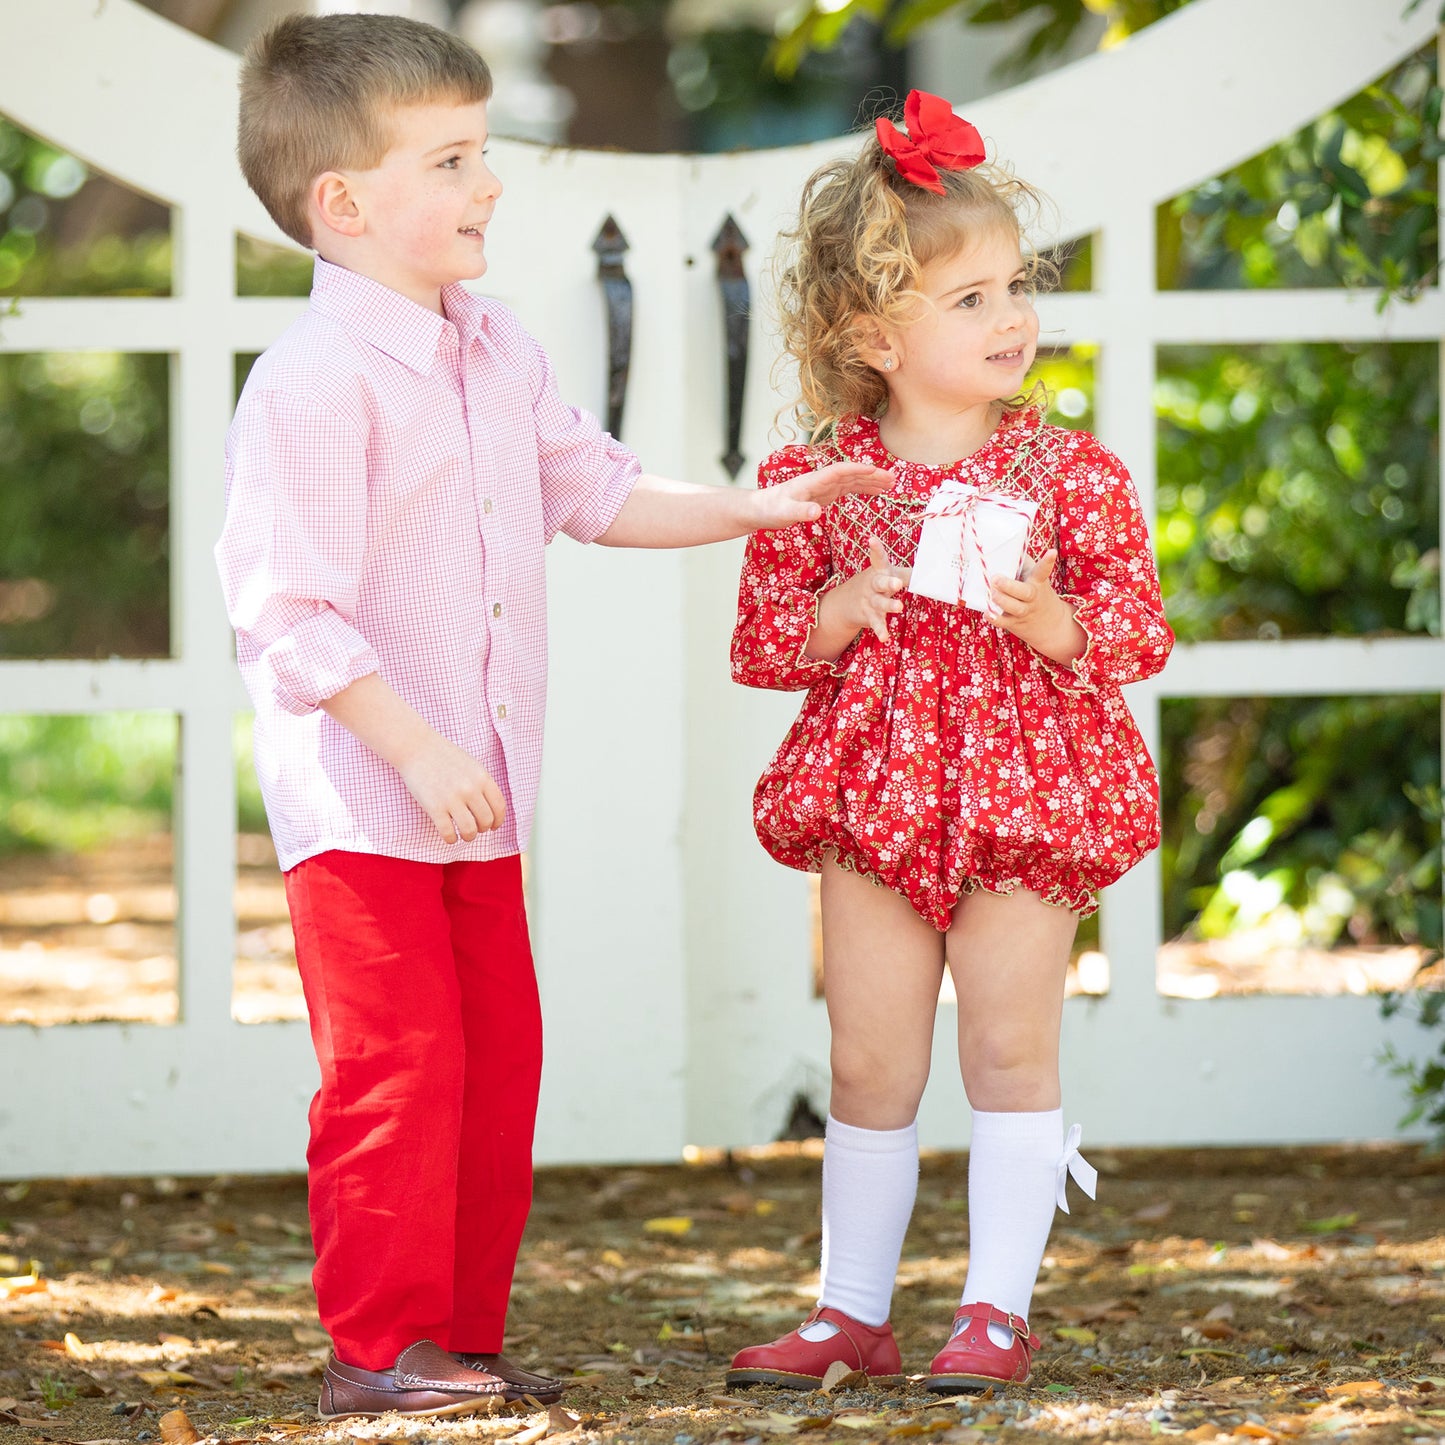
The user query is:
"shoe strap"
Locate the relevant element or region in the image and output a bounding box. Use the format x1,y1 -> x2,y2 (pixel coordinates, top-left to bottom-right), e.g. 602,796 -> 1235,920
955,1302 -> 1041,1352
803,1306 -> 887,1366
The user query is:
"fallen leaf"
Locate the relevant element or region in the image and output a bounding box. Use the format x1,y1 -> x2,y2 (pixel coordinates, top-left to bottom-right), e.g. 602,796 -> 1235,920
1204,1304 -> 1236,1323
146,1286 -> 179,1305
507,1422 -> 551,1445
63,1331 -> 94,1361
643,1217 -> 694,1236
833,1414 -> 886,1429
1179,1348 -> 1244,1359
820,1361 -> 865,1393
159,1407 -> 202,1444
0,1273 -> 47,1300
712,1396 -> 759,1408
547,1404 -> 583,1434
1183,1427 -> 1219,1441
600,1250 -> 627,1268
290,1325 -> 328,1347
1201,1323 -> 1238,1340
1250,1240 -> 1297,1262
1053,1326 -> 1096,1346
1131,1201 -> 1175,1224
1299,1212 -> 1357,1235
1232,1426 -> 1276,1439
136,1370 -> 204,1389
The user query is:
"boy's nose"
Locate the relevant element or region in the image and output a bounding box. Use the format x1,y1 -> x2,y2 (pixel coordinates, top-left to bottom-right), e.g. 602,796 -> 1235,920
479,164 -> 503,202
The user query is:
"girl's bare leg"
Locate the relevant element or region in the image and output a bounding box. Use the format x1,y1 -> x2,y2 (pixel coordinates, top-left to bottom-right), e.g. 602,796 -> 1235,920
821,857 -> 947,1125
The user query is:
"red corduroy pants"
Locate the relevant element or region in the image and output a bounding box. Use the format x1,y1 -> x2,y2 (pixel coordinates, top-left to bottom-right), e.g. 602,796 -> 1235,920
284,850 -> 541,1370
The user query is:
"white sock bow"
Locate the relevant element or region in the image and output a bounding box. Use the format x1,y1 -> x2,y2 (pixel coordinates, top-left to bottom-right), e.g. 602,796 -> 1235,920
1055,1122 -> 1098,1214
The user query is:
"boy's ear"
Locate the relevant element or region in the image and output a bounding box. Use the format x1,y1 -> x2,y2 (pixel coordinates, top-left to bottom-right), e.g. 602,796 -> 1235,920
310,171 -> 365,240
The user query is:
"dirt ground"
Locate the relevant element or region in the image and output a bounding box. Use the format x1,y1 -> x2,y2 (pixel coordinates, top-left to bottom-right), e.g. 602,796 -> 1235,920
2,1143 -> 1444,1445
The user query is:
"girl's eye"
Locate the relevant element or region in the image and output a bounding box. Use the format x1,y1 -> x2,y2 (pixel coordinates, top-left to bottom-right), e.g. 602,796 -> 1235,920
1009,279 -> 1025,294
958,292 -> 981,309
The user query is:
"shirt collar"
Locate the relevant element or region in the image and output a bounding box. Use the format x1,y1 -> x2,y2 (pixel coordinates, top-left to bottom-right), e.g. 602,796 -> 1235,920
308,258 -> 490,374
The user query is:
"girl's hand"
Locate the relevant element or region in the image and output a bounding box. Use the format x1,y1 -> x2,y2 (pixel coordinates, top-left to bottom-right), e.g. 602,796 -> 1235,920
807,536 -> 910,658
754,461 -> 895,530
986,550 -> 1087,665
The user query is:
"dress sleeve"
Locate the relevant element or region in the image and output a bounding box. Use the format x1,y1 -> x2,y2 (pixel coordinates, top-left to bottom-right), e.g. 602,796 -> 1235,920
730,446 -> 845,692
215,389 -> 380,717
1042,434 -> 1174,692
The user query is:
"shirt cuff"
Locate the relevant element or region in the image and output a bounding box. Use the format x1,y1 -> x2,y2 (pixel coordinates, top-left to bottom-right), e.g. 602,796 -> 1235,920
260,608 -> 381,717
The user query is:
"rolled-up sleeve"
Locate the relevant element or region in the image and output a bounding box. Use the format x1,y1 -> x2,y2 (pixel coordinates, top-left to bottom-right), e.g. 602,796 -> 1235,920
1041,438 -> 1174,693
522,330 -> 640,544
731,447 -> 845,692
216,390 -> 379,716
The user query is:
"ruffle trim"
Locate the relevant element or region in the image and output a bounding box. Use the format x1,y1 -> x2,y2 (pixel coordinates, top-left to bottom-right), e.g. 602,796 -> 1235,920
1037,596 -> 1097,694
794,840 -> 1100,929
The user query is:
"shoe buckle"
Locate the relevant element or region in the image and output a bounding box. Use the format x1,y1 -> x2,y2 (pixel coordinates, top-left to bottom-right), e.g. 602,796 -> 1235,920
1006,1312 -> 1028,1340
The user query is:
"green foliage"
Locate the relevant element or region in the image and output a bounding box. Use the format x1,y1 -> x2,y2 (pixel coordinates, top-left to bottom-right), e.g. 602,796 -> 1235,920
0,118 -> 170,297
1156,342 -> 1438,643
1161,696 -> 1441,950
0,714 -> 176,854
0,351 -> 171,658
1158,48 -> 1439,299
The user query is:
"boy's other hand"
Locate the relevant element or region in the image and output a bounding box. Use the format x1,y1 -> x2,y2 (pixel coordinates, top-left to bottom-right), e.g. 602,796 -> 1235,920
397,733 -> 507,843
756,462 -> 895,530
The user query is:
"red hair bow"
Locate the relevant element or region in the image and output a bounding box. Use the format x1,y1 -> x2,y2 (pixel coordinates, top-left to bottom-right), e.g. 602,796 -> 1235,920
875,90 -> 985,196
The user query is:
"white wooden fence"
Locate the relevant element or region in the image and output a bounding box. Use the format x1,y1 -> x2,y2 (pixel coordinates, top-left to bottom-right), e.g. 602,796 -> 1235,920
0,0 -> 1440,1178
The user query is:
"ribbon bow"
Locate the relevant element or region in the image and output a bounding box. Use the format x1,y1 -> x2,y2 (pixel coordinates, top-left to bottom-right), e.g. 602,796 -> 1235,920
875,90 -> 986,196
923,485 -> 1036,598
1056,1123 -> 1099,1215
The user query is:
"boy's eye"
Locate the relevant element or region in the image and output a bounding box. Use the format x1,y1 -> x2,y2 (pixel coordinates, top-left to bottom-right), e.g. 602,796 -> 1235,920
439,155 -> 461,169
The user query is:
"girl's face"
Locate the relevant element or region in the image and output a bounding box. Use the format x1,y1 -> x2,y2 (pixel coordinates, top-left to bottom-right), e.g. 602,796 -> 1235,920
882,222 -> 1038,413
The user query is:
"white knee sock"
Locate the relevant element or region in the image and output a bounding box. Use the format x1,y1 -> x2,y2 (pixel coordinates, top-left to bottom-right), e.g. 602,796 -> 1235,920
960,1107 -> 1065,1349
805,1114 -> 919,1334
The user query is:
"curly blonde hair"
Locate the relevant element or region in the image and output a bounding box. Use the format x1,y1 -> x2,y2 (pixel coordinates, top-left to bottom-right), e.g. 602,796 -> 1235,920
774,127 -> 1053,441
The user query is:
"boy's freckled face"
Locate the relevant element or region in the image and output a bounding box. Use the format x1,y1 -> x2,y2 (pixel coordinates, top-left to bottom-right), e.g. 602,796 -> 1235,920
349,99 -> 502,306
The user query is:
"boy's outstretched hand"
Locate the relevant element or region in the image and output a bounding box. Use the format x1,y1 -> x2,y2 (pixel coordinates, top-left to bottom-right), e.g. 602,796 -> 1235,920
754,461 -> 896,530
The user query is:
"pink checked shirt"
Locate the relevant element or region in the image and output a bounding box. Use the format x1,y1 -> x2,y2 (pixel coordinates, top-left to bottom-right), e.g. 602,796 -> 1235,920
216,259 -> 639,870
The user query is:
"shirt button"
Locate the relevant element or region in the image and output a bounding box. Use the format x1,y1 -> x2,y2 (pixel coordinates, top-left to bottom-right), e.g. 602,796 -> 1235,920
496,703 -> 507,720
483,499 -> 494,514
492,602 -> 503,619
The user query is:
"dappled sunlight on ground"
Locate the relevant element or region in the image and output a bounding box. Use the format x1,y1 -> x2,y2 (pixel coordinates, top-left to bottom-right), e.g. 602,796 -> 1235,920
1,1147 -> 1443,1443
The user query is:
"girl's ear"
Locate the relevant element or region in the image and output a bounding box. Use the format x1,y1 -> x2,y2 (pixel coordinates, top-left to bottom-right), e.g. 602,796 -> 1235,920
310,171 -> 365,240
851,316 -> 899,376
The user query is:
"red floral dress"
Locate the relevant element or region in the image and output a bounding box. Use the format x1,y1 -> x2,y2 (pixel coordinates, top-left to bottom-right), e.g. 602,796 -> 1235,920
730,408 -> 1174,927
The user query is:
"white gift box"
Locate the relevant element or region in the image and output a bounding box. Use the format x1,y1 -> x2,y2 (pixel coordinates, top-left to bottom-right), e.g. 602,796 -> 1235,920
909,482 -> 1040,612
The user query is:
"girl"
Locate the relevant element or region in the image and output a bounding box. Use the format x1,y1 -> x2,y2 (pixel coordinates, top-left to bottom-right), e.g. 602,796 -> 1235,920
727,91 -> 1174,1394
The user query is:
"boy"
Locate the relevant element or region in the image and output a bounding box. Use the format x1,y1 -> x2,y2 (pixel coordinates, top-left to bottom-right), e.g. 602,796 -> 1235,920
216,11 -> 891,1424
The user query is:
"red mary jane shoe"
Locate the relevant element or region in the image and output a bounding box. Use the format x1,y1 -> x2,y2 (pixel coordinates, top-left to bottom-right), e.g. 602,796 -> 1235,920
725,1306 -> 904,1390
923,1303 -> 1041,1393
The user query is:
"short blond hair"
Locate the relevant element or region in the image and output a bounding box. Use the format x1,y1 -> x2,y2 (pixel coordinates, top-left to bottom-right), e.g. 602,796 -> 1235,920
238,12 -> 493,248
775,126 -> 1053,440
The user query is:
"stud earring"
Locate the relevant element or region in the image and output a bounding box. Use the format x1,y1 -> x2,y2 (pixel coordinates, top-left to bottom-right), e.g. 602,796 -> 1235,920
883,357 -> 894,371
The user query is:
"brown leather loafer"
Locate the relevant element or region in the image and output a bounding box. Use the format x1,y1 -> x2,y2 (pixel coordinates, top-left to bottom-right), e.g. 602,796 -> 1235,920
455,1350 -> 565,1404
319,1339 -> 508,1420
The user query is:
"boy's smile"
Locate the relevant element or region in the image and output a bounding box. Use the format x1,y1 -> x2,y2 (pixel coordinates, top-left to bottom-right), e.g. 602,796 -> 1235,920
314,98 -> 502,313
